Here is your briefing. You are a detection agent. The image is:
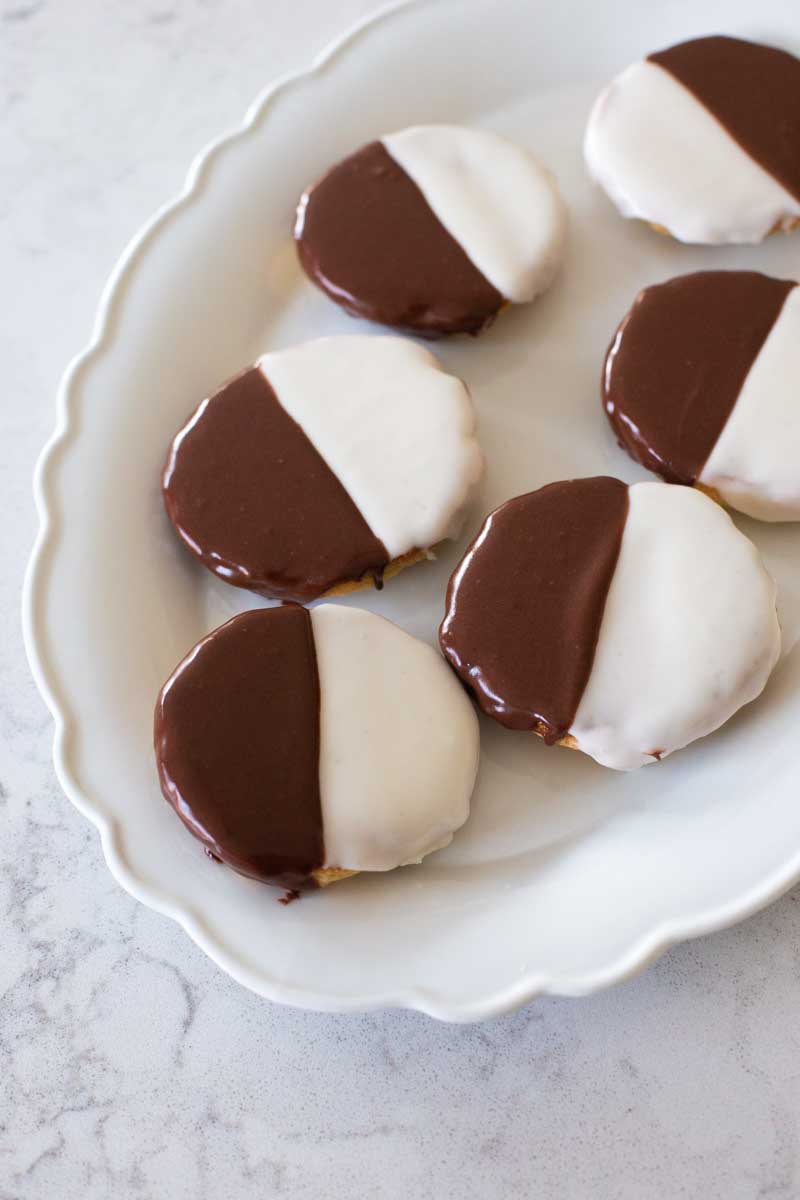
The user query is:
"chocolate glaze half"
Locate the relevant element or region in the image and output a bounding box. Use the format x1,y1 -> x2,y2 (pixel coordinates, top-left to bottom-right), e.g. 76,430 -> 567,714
649,35 -> 800,204
603,271 -> 796,484
295,140 -> 504,337
439,478 -> 629,742
163,366 -> 389,602
154,605 -> 324,890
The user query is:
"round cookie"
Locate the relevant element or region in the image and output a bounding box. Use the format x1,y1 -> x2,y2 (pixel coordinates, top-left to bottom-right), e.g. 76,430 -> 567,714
154,604 -> 479,893
604,270 -> 800,522
440,477 -> 780,771
163,335 -> 483,601
584,35 -> 800,244
295,124 -> 567,336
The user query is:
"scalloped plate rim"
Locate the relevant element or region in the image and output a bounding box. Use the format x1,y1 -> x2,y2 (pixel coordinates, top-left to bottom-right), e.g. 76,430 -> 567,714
21,0 -> 800,1022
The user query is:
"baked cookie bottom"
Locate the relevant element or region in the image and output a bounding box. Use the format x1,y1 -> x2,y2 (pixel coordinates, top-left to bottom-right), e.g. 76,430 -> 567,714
322,544 -> 439,599
529,723 -> 579,752
647,216 -> 800,240
695,481 -> 722,507
312,866 -> 359,887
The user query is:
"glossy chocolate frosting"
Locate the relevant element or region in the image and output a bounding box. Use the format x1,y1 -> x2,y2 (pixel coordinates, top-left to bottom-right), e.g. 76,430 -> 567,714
294,140 -> 503,336
154,605 -> 324,890
439,478 -> 629,741
649,36 -> 800,203
604,271 -> 795,484
163,366 -> 389,601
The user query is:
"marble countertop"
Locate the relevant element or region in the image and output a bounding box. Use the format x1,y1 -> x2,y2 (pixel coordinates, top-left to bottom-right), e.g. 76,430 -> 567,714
3,2 -> 800,1196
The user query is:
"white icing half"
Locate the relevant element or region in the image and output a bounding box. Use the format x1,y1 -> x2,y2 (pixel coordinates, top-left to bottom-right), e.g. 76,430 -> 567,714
700,286 -> 800,521
310,605 -> 479,872
584,60 -> 800,244
382,125 -> 567,302
259,336 -> 483,559
570,483 -> 780,770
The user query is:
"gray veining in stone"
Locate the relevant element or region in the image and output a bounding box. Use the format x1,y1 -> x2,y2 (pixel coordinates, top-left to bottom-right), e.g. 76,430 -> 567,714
2,2 -> 800,1196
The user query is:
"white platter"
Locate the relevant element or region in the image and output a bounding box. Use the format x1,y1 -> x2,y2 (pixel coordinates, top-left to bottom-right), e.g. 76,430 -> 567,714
23,0 -> 800,1021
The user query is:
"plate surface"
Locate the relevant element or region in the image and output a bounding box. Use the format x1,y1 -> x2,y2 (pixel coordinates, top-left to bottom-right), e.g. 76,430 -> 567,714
24,0 -> 800,1021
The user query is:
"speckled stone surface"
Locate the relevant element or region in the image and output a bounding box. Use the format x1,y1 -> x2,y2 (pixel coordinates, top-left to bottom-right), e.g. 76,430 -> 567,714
3,2 -> 800,1196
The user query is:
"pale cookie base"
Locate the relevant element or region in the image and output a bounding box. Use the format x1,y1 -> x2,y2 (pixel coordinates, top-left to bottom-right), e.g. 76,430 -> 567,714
312,866 -> 358,887
695,481 -> 722,507
322,544 -> 439,599
536,726 -> 667,766
648,217 -> 800,241
536,727 -> 663,762
529,721 -> 579,753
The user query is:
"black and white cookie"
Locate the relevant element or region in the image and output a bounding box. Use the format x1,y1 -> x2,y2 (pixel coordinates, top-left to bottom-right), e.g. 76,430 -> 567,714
585,35 -> 800,243
604,270 -> 800,521
295,124 -> 567,335
163,335 -> 483,601
155,604 -> 480,892
440,478 -> 780,771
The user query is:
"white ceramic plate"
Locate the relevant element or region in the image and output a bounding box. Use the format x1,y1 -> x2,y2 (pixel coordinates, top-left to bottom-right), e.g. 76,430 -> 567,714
24,0 -> 800,1021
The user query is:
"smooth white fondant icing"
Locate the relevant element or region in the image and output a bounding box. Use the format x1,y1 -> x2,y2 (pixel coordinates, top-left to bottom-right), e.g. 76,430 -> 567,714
570,483 -> 780,770
700,285 -> 800,521
382,125 -> 567,302
584,60 -> 800,244
259,336 -> 483,560
310,605 -> 479,872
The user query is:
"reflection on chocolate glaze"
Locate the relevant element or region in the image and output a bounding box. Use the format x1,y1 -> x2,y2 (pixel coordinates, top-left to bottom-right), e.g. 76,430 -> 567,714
295,140 -> 503,336
649,35 -> 800,203
163,366 -> 388,601
154,606 -> 324,890
603,271 -> 795,483
439,478 -> 629,742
